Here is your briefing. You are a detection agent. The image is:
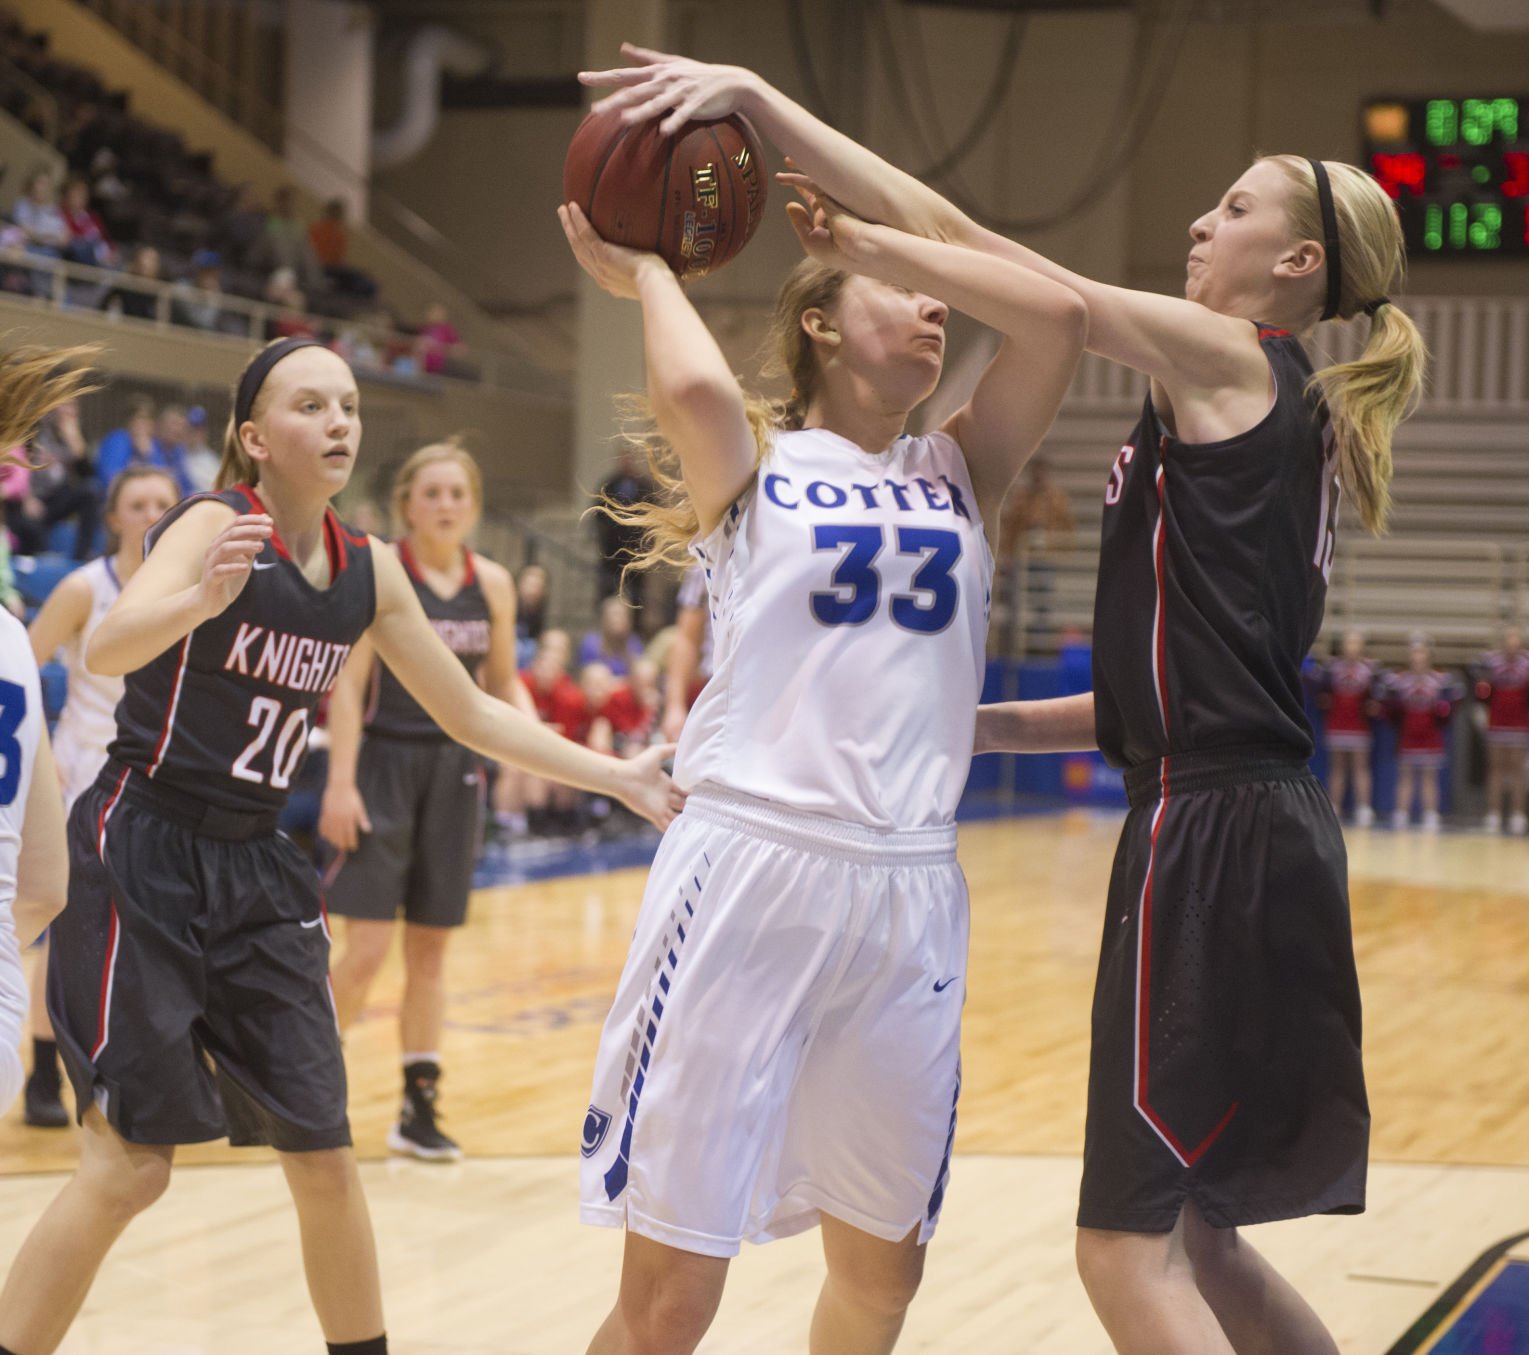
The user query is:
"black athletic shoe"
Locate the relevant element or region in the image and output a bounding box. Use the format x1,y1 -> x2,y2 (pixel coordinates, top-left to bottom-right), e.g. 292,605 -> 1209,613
387,1065 -> 462,1162
23,1072 -> 68,1129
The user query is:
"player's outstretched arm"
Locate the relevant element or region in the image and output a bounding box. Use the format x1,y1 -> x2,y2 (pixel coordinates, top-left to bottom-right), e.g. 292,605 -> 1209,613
365,542 -> 684,828
974,693 -> 1097,756
581,46 -> 958,245
583,48 -> 1264,400
558,202 -> 756,535
786,183 -> 1086,523
87,502 -> 271,676
317,636 -> 375,854
14,725 -> 67,947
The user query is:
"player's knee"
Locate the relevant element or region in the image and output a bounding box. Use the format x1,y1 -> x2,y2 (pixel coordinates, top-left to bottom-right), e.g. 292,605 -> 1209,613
826,1243 -> 926,1318
1075,1227 -> 1120,1295
617,1272 -> 718,1355
280,1147 -> 361,1203
81,1153 -> 172,1220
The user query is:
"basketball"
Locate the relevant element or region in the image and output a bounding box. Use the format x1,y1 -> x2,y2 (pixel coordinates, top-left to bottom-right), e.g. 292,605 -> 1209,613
563,105 -> 768,281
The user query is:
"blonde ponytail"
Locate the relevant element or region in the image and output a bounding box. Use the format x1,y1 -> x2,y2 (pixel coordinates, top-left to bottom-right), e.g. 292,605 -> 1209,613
1311,300 -> 1425,535
598,259 -> 849,572
1264,154 -> 1428,536
0,346 -> 97,456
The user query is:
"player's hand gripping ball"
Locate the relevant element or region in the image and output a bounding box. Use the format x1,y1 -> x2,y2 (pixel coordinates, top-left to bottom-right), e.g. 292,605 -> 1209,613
563,104 -> 768,281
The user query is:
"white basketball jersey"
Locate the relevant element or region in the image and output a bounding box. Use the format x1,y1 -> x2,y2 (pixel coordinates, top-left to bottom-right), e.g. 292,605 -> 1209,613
675,426 -> 993,830
50,557 -> 123,807
0,609 -> 45,917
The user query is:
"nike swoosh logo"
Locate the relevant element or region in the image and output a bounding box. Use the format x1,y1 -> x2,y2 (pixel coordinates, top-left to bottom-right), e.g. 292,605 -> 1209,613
933,977 -> 959,993
300,917 -> 324,928
252,560 -> 278,571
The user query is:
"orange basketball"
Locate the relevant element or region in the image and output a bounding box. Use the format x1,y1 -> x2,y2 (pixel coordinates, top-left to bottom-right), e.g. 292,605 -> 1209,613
563,105 -> 768,281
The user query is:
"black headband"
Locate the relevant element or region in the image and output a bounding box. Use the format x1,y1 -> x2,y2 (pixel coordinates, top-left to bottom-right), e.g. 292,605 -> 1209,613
1307,158 -> 1343,322
234,337 -> 324,427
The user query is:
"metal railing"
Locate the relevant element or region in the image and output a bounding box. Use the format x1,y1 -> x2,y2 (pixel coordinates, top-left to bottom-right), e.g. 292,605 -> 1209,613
0,246 -> 565,399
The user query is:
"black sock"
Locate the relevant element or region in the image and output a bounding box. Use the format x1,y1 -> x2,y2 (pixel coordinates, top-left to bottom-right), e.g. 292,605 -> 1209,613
30,1038 -> 59,1089
327,1337 -> 386,1355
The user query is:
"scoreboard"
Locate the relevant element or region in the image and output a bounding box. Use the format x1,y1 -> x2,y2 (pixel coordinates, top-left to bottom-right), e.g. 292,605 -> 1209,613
1363,97 -> 1528,256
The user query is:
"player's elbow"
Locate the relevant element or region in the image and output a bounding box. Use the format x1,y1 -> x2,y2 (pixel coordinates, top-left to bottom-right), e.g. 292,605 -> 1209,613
1046,286 -> 1089,348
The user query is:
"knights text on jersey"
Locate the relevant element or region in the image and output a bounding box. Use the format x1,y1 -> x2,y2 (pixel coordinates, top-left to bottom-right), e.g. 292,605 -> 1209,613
1091,326 -> 1336,769
365,541 -> 490,741
673,426 -> 993,830
109,486 -> 377,812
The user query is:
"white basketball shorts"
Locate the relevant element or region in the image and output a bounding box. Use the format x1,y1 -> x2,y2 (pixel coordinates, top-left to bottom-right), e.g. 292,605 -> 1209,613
580,783 -> 968,1258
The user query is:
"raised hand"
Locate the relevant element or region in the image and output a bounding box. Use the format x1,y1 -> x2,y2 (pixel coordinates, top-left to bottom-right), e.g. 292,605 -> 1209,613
198,513 -> 272,619
580,43 -> 758,136
558,201 -> 669,300
781,173 -> 869,271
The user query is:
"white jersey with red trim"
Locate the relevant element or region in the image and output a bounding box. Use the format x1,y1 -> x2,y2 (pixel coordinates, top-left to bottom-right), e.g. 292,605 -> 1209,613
673,427 -> 993,831
50,557 -> 124,808
0,610 -> 45,1111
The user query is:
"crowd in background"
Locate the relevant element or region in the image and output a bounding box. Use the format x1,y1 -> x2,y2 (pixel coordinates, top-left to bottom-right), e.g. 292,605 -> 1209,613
0,14 -> 471,379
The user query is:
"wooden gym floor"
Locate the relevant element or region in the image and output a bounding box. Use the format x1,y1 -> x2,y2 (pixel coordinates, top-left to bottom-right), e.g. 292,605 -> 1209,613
1,810 -> 1526,1352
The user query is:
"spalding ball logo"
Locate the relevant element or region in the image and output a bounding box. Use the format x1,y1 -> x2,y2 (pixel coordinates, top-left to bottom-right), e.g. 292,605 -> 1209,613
582,1105 -> 613,1158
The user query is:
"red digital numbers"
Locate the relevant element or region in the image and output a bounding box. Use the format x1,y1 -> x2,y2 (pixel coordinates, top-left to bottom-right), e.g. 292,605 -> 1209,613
1371,152 -> 1427,199
1504,151 -> 1529,198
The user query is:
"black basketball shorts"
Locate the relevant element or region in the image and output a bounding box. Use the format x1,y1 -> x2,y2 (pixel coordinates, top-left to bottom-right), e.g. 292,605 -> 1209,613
1077,748 -> 1369,1233
48,763 -> 351,1151
323,736 -> 485,928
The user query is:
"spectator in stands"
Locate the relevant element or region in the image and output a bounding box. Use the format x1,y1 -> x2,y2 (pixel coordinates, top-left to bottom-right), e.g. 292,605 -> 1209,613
309,197 -> 377,300
87,147 -> 128,207
515,563 -> 548,666
1472,625 -> 1529,834
178,405 -> 218,493
156,403 -> 188,471
1310,628 -> 1380,827
264,266 -> 317,341
94,395 -> 189,494
58,177 -> 112,268
13,169 -> 68,256
171,249 -> 245,336
101,244 -> 162,321
1382,635 -> 1464,832
595,444 -> 657,604
661,563 -> 712,741
413,301 -> 465,376
499,629 -> 587,835
262,184 -> 322,290
0,530 -> 22,618
579,595 -> 643,677
331,323 -> 381,372
215,182 -> 267,270
998,454 -> 1074,646
7,398 -> 101,559
589,657 -> 661,758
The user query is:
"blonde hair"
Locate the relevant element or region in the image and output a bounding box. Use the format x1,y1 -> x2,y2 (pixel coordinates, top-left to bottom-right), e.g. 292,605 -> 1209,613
1264,154 -> 1428,535
389,436 -> 483,534
0,346 -> 97,458
601,259 -> 850,572
103,465 -> 180,552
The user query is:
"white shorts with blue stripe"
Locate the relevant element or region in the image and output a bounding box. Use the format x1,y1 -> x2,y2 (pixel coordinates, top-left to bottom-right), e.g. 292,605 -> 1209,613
579,782 -> 968,1258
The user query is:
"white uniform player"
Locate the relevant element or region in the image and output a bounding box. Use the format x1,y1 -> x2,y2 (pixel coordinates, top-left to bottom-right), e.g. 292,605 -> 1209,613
48,557 -> 123,808
581,426 -> 992,1256
0,609 -> 48,1112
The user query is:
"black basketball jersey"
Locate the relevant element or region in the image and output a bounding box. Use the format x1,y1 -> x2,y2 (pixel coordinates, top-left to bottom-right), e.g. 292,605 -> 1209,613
364,540 -> 491,741
1092,325 -> 1337,769
111,485 -> 377,812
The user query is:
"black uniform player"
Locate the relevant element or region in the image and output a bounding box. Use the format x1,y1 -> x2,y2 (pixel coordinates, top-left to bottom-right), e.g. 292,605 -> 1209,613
322,440 -> 536,1162
0,339 -> 681,1355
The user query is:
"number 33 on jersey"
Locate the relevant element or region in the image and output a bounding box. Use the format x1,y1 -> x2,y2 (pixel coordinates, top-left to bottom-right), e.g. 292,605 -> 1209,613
672,427 -> 993,831
109,487 -> 377,814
